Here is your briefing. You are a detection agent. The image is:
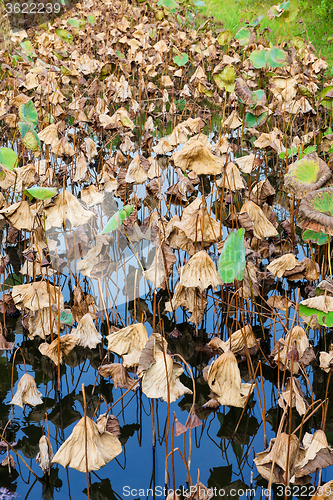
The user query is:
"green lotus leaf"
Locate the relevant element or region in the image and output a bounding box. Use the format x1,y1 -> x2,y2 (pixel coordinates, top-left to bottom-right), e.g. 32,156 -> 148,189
266,47 -> 288,68
235,28 -> 252,46
56,29 -> 74,44
53,50 -> 68,60
279,147 -> 299,159
249,15 -> 263,27
68,18 -> 86,29
280,0 -> 299,22
268,4 -> 286,18
250,48 -> 287,69
284,153 -> 331,199
244,111 -> 267,128
302,229 -> 330,246
311,192 -> 333,217
250,49 -> 267,69
217,31 -> 233,46
101,205 -> 134,234
115,50 -> 125,59
299,304 -> 333,328
25,187 -> 57,200
218,228 -> 246,283
213,65 -> 236,92
19,100 -> 38,128
18,120 -> 34,138
0,148 -> 18,171
157,0 -> 179,10
173,53 -> 189,67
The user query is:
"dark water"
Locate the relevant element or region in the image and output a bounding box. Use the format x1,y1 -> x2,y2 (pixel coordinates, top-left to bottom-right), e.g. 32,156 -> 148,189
0,288 -> 332,499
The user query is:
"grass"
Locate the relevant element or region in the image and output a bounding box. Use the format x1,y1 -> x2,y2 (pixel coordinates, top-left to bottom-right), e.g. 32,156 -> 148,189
199,0 -> 333,75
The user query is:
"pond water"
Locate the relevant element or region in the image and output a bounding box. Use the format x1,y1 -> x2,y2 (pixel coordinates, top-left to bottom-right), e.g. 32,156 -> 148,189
0,114 -> 333,500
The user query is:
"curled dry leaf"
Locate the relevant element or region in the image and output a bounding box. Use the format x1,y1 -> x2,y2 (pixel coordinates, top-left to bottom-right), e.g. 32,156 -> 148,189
27,307 -> 58,340
52,416 -> 122,472
217,162 -> 246,192
140,349 -> 192,403
186,414 -> 202,429
184,481 -> 214,500
0,292 -> 19,316
278,377 -> 308,416
36,435 -> 54,473
202,398 -> 220,409
267,253 -> 302,279
224,110 -> 242,129
295,430 -> 333,478
106,322 -> 148,367
43,190 -> 94,230
143,243 -> 176,289
310,481 -> 333,500
173,207 -> 220,244
239,201 -> 278,240
137,333 -> 168,375
207,350 -> 254,408
98,363 -> 138,390
301,295 -> 333,314
139,335 -> 192,402
172,140 -> 224,175
0,201 -> 35,231
174,418 -> 188,436
255,430 -> 333,484
271,326 -> 315,374
267,294 -> 292,310
254,433 -> 300,485
2,453 -> 16,469
165,282 -> 208,324
319,344 -> 333,373
39,334 -> 78,364
0,324 -> 14,350
179,251 -> 223,292
125,154 -> 150,184
250,178 -> 275,206
298,187 -> 333,236
10,373 -> 43,408
81,185 -> 104,207
208,325 -> 258,356
96,413 -> 121,438
71,313 -> 102,349
235,153 -> 256,174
